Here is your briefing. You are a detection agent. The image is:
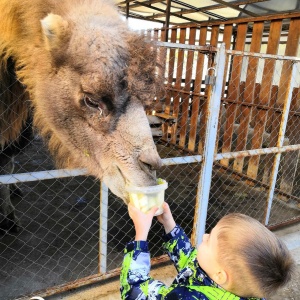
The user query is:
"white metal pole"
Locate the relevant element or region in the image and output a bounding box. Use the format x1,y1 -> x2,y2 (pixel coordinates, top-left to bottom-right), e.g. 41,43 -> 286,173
193,43 -> 226,246
264,62 -> 298,225
99,181 -> 108,274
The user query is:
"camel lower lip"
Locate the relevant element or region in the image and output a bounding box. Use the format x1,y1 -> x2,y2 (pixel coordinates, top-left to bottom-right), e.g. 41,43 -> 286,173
117,166 -> 127,185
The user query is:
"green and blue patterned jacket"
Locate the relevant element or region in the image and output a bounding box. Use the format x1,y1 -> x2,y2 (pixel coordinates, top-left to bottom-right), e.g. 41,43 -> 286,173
120,225 -> 265,300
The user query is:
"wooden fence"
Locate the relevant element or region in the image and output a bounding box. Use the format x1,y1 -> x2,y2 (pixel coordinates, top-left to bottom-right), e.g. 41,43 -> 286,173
148,13 -> 300,199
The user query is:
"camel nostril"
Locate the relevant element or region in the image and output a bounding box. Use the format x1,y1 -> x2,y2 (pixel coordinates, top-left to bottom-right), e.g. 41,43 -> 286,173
139,161 -> 154,176
138,148 -> 162,175
138,161 -> 157,181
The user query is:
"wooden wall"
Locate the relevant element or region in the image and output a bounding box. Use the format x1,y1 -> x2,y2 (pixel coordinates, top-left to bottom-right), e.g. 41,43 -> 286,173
149,12 -> 300,197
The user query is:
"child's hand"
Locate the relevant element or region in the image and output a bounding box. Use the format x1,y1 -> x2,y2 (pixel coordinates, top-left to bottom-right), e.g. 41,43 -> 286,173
156,202 -> 176,234
128,202 -> 158,241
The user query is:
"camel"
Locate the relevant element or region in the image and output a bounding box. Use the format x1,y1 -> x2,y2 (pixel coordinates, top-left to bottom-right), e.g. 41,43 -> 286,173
0,0 -> 164,231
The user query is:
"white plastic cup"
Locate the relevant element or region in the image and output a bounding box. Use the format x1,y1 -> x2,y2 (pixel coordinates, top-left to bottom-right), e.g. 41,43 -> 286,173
126,179 -> 168,216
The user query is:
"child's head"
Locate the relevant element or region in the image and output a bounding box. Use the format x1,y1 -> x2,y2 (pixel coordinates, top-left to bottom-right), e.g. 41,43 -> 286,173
197,213 -> 295,298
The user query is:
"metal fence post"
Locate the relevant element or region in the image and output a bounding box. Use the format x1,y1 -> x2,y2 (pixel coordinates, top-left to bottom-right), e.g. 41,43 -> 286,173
99,181 -> 108,273
192,43 -> 226,246
263,62 -> 298,225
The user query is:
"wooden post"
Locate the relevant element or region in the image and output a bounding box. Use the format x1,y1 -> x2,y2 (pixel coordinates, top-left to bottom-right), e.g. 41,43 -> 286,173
188,26 -> 208,152
263,17 -> 300,185
164,0 -> 172,42
220,23 -> 248,166
279,87 -> 300,199
247,20 -> 282,179
170,28 -> 186,144
215,24 -> 233,153
179,27 -> 197,148
162,28 -> 177,141
233,21 -> 264,173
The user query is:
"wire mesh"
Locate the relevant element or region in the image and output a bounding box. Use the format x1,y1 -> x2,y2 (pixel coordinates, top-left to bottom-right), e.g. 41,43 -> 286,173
0,44 -> 300,299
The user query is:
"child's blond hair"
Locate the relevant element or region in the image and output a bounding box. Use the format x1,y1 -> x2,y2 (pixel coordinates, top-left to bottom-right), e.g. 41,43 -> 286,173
216,213 -> 295,298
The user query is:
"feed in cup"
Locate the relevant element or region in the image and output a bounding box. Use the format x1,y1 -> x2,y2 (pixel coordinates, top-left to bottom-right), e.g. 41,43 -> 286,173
127,178 -> 168,216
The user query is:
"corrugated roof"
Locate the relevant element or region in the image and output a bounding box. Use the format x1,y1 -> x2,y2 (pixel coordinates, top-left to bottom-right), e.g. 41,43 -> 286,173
116,0 -> 300,26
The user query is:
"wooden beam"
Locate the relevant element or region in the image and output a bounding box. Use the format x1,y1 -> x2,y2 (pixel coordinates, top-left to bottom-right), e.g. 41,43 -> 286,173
119,1 -> 201,23
126,0 -> 129,18
171,0 -> 228,21
211,0 -> 258,17
143,0 -> 268,20
201,0 -> 269,11
118,0 -> 267,13
119,0 -> 267,23
118,0 -> 164,8
168,11 -> 300,28
164,0 -> 172,41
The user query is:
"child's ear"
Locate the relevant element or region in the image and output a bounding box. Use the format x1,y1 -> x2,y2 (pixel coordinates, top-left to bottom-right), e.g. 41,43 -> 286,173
214,269 -> 228,286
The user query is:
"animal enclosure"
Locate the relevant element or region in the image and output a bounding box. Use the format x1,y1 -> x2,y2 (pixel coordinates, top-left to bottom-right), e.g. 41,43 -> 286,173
1,16 -> 300,300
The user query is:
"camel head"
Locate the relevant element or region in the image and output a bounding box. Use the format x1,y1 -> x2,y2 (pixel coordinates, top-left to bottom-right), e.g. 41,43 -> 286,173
31,5 -> 164,203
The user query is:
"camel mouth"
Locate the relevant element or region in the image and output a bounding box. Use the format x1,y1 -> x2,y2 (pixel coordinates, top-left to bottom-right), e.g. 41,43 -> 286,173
138,160 -> 157,181
116,165 -> 128,186
116,163 -> 156,189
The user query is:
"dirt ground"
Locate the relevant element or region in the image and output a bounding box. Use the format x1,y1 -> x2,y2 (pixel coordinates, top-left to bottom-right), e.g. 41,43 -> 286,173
0,137 -> 300,300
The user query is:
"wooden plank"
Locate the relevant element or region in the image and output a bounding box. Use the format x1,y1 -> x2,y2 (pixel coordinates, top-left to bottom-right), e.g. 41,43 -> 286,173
220,23 -> 248,166
235,81 -> 245,124
155,112 -> 177,121
247,19 -> 282,179
170,28 -> 186,144
161,28 -> 167,42
249,82 -> 262,127
262,17 -> 300,185
292,88 -> 300,111
198,25 -> 220,154
216,24 -> 233,152
165,28 -> 178,111
151,29 -> 166,113
188,26 -> 208,152
179,28 -> 197,148
233,21 -> 264,173
265,85 -> 278,133
178,12 -> 300,28
221,24 -> 233,97
279,86 -> 300,197
162,28 -> 177,140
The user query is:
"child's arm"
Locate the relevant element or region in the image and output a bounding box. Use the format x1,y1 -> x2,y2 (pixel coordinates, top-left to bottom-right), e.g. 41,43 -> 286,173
120,239 -> 172,299
157,203 -> 196,272
120,203 -> 172,299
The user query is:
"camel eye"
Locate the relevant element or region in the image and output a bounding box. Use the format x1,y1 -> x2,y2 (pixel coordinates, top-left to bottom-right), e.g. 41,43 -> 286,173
83,94 -> 100,110
82,94 -> 114,118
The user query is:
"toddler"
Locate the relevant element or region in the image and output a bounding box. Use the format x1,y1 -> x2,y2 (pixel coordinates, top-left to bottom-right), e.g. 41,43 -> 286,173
120,202 -> 295,299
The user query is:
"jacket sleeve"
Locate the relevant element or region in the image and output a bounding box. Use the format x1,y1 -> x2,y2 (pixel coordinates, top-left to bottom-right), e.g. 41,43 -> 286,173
120,240 -> 172,300
162,224 -> 197,273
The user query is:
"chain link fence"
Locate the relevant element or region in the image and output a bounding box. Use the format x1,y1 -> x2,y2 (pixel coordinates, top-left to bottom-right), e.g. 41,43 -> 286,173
1,43 -> 300,299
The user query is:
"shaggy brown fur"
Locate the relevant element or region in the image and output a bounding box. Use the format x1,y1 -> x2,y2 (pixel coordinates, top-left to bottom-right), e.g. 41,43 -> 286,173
0,0 -> 164,229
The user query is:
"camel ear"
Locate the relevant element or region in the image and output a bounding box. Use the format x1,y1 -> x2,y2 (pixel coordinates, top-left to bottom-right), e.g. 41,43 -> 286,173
41,13 -> 69,51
